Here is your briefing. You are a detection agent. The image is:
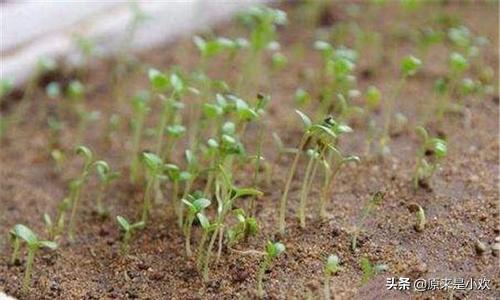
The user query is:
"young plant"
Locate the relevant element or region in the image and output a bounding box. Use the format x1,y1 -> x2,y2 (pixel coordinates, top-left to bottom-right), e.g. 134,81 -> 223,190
256,241 -> 285,298
129,90 -> 150,184
43,198 -> 71,240
116,216 -> 145,254
278,110 -> 348,233
182,193 -> 211,257
50,149 -> 65,173
324,254 -> 341,300
195,212 -> 217,274
360,256 -> 387,285
380,55 -> 422,156
94,160 -> 120,218
10,224 -> 57,291
351,192 -> 384,251
412,126 -> 447,189
164,163 -> 191,227
226,208 -> 258,247
140,152 -> 165,223
67,146 -> 97,241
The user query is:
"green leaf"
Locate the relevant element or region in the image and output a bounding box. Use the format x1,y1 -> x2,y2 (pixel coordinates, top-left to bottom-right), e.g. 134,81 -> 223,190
325,254 -> 340,275
76,145 -> 93,163
266,241 -> 285,258
233,187 -> 263,198
170,73 -> 184,93
140,152 -> 163,171
430,138 -> 447,158
116,216 -> 130,231
13,224 -> 38,246
196,213 -> 210,230
39,241 -> 58,250
415,126 -> 428,142
295,109 -> 312,129
193,198 -> 211,211
400,55 -> 422,77
148,68 -> 169,92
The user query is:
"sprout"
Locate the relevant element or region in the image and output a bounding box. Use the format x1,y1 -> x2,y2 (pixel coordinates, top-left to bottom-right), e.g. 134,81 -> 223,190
294,88 -> 311,106
400,55 -> 422,77
129,90 -> 150,184
412,126 -> 447,189
44,198 -> 71,240
365,85 -> 381,111
449,52 -> 469,74
226,208 -> 258,247
351,192 -> 384,251
360,256 -> 387,285
10,224 -> 57,291
140,152 -> 165,223
257,241 -> 285,297
67,146 -> 97,241
182,194 -> 211,257
94,160 -> 120,218
116,216 -> 145,254
324,254 -> 341,300
271,52 -> 287,70
380,55 -> 422,155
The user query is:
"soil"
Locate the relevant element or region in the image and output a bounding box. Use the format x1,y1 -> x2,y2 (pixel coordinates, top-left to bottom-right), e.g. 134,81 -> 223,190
1,1 -> 499,300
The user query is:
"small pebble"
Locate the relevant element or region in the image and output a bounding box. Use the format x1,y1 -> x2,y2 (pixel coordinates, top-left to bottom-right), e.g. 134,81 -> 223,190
475,240 -> 487,255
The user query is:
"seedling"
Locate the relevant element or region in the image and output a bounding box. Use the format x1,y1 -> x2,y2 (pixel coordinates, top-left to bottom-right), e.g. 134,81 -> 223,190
324,254 -> 341,300
129,90 -> 150,184
195,212 -> 217,274
182,193 -> 211,257
256,241 -> 285,298
412,126 -> 447,189
10,224 -> 57,291
44,198 -> 71,240
226,208 -> 258,247
67,146 -> 97,241
360,256 -> 387,285
140,152 -> 165,223
351,192 -> 384,251
380,55 -> 421,156
279,111 -> 353,233
164,163 -> 192,227
94,160 -> 120,217
116,216 -> 145,254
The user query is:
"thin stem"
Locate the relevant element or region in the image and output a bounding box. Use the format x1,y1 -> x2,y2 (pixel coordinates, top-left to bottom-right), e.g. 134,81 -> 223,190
11,237 -> 20,264
299,151 -> 316,228
257,256 -> 270,298
22,248 -> 36,291
278,134 -> 308,234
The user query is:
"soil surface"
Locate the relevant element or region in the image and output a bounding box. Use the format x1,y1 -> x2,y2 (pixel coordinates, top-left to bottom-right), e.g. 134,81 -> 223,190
1,2 -> 499,300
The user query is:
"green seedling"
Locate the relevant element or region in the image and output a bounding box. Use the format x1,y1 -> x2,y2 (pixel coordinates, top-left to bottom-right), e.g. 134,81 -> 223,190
226,208 -> 258,247
324,254 -> 341,300
201,166 -> 262,280
129,90 -> 150,184
412,126 -> 447,190
182,193 -> 211,257
279,111 -> 353,233
140,152 -> 165,223
351,192 -> 385,251
44,198 -> 71,240
116,216 -> 145,254
10,224 -> 57,291
257,241 -> 285,298
360,256 -> 387,285
5,58 -> 57,136
164,163 -> 191,227
380,55 -> 421,155
67,146 -> 98,241
94,160 -> 120,218
237,5 -> 287,94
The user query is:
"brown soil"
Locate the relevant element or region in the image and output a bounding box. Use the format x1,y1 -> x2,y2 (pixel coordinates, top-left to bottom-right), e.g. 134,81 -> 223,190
1,2 -> 499,300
